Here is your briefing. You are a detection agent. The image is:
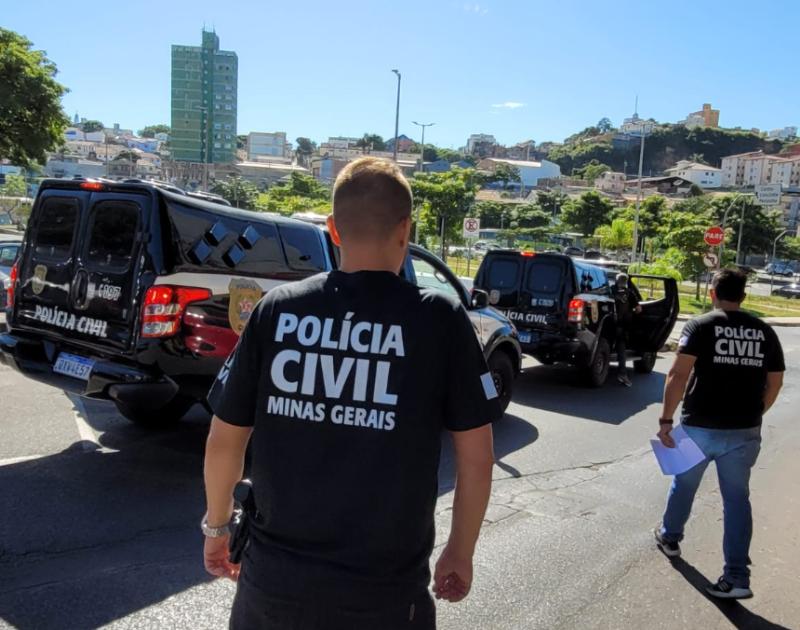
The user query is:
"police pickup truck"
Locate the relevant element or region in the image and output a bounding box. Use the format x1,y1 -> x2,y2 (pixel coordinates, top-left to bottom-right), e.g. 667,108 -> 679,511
1,178 -> 520,426
474,250 -> 679,386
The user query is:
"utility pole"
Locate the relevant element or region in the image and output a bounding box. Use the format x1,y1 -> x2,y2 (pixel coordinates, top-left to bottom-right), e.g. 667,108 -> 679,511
631,122 -> 646,263
719,193 -> 743,269
770,229 -> 789,293
391,69 -> 401,162
411,121 -> 435,245
735,200 -> 747,265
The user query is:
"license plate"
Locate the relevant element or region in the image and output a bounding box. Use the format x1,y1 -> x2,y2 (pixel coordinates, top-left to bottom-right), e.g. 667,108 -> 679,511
53,352 -> 95,381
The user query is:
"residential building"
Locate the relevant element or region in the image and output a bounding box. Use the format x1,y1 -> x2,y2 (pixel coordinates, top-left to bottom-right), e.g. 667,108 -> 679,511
64,127 -> 105,143
681,103 -> 720,128
247,132 -> 288,160
478,158 -> 561,188
125,138 -> 160,153
385,134 -> 416,154
171,30 -> 238,164
595,171 -> 626,194
664,161 -> 722,188
620,113 -> 655,137
505,141 -> 535,161
720,151 -> 800,188
45,156 -> 106,179
767,127 -> 797,141
466,133 -> 497,156
235,161 -> 309,187
326,137 -> 360,149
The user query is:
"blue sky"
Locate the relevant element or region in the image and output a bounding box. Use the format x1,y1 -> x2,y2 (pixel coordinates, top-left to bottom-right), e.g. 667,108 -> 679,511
5,0 -> 798,149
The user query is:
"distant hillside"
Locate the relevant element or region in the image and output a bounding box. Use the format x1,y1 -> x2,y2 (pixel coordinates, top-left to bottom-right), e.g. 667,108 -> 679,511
546,125 -> 787,177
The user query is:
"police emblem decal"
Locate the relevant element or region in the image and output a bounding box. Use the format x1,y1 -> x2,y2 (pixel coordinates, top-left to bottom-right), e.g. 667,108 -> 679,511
31,265 -> 48,295
228,278 -> 263,335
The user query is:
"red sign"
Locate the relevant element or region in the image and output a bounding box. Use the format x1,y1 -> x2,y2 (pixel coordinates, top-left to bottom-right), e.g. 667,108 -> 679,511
704,225 -> 725,247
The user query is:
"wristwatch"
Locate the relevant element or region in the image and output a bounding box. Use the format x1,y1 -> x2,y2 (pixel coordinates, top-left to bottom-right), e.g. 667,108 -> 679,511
659,418 -> 674,425
201,513 -> 231,538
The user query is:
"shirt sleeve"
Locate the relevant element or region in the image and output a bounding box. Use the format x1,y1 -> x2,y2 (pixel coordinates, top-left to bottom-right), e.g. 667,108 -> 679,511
443,302 -> 504,431
764,326 -> 786,372
207,301 -> 267,427
677,318 -> 703,357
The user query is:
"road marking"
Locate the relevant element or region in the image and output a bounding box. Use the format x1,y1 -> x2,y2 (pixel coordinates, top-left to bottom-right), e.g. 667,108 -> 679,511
0,454 -> 44,467
67,394 -> 101,452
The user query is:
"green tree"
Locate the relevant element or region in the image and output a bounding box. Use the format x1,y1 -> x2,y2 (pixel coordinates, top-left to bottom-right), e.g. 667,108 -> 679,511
710,195 -> 782,262
138,124 -> 170,138
211,177 -> 259,209
487,162 -> 522,189
409,168 -> 479,256
113,150 -> 139,162
295,137 -> 316,166
658,201 -> 715,298
268,172 -> 329,201
578,160 -> 611,184
0,173 -> 27,197
536,190 -> 569,216
613,194 -> 667,241
778,236 -> 800,260
0,28 -> 69,167
688,153 -> 708,165
355,133 -> 386,152
596,117 -> 614,133
594,218 -> 634,253
561,191 -> 614,236
81,120 -> 104,133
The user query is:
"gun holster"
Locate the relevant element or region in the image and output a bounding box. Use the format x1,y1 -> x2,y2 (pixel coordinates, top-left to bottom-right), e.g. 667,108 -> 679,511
228,479 -> 258,564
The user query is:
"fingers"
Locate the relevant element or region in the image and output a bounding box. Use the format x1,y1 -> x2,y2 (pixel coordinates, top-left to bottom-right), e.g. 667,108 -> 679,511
433,572 -> 470,602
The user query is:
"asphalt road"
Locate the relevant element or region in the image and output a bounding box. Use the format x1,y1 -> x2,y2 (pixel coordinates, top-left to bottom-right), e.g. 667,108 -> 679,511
0,330 -> 798,630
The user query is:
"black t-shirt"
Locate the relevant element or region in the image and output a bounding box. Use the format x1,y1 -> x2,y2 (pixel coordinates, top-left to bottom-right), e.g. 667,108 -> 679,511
208,270 -> 502,604
613,285 -> 639,326
678,309 -> 785,429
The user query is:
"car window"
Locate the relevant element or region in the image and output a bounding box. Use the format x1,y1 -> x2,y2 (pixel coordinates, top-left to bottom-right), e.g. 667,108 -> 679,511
412,255 -> 462,301
85,201 -> 140,269
527,260 -> 564,295
0,245 -> 18,266
487,259 -> 519,289
34,197 -> 79,260
278,225 -> 326,272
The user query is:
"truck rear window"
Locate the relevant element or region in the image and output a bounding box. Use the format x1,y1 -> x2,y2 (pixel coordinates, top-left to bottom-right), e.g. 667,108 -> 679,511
34,198 -> 79,260
526,261 -> 563,295
86,201 -> 140,269
487,259 -> 519,288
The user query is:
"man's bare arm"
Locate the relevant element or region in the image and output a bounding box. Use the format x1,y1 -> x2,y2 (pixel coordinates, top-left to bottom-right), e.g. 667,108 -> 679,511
658,354 -> 696,447
763,372 -> 784,414
434,424 -> 494,602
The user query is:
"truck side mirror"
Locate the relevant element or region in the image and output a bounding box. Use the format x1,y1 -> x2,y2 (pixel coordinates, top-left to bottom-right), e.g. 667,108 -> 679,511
471,289 -> 489,309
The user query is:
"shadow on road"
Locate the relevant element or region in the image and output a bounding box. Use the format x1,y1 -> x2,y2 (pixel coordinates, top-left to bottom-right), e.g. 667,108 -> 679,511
0,401 -> 213,629
512,362 -> 666,424
438,413 -> 539,495
667,556 -> 791,630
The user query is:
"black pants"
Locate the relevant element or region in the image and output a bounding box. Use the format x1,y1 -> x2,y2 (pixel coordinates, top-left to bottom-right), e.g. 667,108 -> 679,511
230,574 -> 436,630
615,326 -> 628,376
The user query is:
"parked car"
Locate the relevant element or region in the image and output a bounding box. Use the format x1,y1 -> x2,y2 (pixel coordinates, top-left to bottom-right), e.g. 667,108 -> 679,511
0,237 -> 21,310
563,246 -> 584,257
766,261 -> 795,277
1,178 -> 521,427
473,250 -> 679,386
772,283 -> 800,299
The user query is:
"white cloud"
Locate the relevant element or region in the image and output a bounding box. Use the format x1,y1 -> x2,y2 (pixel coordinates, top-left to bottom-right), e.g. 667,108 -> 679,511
491,101 -> 526,109
463,3 -> 488,14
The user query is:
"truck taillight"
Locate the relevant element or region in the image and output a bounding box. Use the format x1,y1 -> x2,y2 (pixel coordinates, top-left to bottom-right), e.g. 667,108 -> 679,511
6,262 -> 18,309
568,298 -> 585,323
141,285 -> 212,338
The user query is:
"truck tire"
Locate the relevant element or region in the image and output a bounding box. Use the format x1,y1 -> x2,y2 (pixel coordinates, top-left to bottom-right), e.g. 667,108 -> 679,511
488,351 -> 514,414
585,339 -> 610,387
634,352 -> 657,374
115,395 -> 197,428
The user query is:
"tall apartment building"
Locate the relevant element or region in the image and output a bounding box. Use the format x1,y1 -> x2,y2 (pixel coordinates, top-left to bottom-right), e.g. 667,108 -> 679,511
681,103 -> 720,129
247,132 -> 288,161
171,30 -> 238,164
720,151 -> 800,189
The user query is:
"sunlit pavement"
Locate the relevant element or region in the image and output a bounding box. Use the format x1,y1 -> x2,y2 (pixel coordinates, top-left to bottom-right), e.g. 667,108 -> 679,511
1,329 -> 798,629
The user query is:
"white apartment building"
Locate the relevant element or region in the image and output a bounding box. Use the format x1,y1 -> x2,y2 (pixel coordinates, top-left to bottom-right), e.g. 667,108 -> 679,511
720,151 -> 800,189
466,133 -> 497,153
247,131 -> 288,161
478,158 -> 561,187
665,161 -> 721,188
766,127 -> 798,141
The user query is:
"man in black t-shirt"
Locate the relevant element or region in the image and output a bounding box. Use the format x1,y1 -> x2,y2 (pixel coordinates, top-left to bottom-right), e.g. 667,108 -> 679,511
202,157 -> 501,629
612,273 -> 641,387
654,269 -> 784,600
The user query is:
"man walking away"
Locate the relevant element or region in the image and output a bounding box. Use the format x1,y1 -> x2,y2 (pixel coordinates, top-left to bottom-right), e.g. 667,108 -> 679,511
654,269 -> 784,599
612,273 -> 641,387
202,157 -> 502,629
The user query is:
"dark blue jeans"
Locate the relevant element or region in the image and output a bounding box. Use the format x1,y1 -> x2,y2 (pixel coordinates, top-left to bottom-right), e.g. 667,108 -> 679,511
660,426 -> 762,588
230,570 -> 436,630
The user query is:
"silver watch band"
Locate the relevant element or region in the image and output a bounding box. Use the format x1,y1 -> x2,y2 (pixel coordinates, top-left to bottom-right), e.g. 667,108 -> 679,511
201,514 -> 231,538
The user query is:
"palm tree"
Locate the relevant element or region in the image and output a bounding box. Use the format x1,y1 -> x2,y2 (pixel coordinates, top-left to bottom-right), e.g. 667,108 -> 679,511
594,219 -> 634,255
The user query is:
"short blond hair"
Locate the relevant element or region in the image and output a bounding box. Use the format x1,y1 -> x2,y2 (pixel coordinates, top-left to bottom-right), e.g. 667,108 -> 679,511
332,157 -> 412,241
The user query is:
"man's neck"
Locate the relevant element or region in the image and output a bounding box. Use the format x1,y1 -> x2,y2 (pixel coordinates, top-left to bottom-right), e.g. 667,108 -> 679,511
338,250 -> 400,274
715,300 -> 742,311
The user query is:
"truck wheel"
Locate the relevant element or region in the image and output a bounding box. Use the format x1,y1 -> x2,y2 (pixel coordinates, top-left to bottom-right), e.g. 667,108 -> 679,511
634,352 -> 657,374
584,339 -> 610,387
488,351 -> 514,414
115,395 -> 197,428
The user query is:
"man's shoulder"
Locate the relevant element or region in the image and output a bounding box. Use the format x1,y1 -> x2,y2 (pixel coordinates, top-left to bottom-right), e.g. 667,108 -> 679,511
418,287 -> 465,317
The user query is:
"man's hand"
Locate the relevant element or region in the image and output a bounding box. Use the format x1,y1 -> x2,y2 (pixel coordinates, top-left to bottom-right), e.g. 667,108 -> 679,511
634,305 -> 642,314
657,424 -> 676,449
433,544 -> 473,602
204,534 -> 240,581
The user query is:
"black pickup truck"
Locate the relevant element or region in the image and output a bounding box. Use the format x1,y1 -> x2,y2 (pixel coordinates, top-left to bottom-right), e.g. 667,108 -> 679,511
474,250 -> 679,386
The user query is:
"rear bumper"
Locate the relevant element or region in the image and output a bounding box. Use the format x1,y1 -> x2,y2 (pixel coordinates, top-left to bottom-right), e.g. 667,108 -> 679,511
0,331 -> 179,408
520,332 -> 590,365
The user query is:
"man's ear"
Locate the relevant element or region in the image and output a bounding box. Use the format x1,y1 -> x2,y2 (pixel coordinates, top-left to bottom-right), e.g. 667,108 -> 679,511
327,215 -> 342,246
397,216 -> 412,245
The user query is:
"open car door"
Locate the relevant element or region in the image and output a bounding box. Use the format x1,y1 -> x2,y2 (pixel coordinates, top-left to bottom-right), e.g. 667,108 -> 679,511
628,275 -> 680,353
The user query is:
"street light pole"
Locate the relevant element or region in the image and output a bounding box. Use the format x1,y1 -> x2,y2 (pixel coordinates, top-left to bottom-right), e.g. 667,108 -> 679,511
412,121 -> 435,245
391,69 -> 401,162
735,200 -> 746,265
719,193 -> 743,269
770,229 -> 789,294
631,123 -> 646,263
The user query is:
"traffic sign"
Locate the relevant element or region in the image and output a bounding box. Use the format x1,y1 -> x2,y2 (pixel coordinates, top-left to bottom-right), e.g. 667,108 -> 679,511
704,225 -> 725,247
703,251 -> 719,268
463,217 -> 480,239
756,184 -> 782,206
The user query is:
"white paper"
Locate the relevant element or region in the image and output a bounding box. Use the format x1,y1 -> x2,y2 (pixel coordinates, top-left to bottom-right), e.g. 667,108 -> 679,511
650,425 -> 707,476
